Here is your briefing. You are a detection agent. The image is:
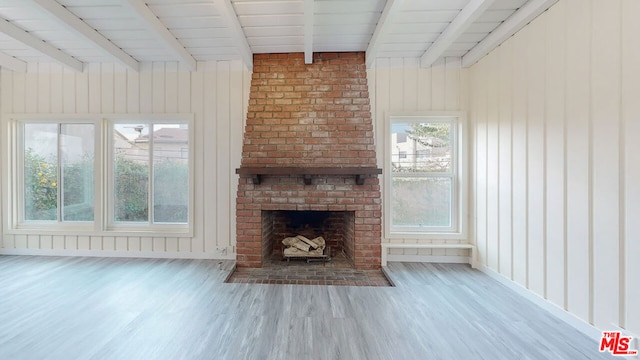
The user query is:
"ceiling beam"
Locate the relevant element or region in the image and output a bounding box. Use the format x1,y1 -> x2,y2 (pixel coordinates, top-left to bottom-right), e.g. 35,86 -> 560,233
462,0 -> 559,67
123,0 -> 196,71
365,0 -> 404,68
420,0 -> 495,68
0,51 -> 27,72
0,17 -> 83,72
30,0 -> 139,72
212,0 -> 253,71
304,0 -> 314,64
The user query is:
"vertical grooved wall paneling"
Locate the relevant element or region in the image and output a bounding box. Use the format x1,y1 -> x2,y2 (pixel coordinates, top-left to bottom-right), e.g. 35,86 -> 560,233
544,0 -> 566,309
469,0 -> 638,334
621,0 -> 640,334
370,57 -> 465,259
0,61 -> 248,260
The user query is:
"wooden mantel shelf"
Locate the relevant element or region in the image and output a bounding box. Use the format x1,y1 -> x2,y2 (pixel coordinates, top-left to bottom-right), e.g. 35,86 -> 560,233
235,167 -> 382,185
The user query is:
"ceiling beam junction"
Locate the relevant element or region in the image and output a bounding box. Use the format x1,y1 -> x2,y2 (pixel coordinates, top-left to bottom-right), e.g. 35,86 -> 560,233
123,0 -> 196,71
0,50 -> 27,72
462,0 -> 559,67
420,0 -> 496,68
31,0 -> 139,72
304,0 -> 314,64
212,0 -> 253,71
366,0 -> 404,68
0,17 -> 83,72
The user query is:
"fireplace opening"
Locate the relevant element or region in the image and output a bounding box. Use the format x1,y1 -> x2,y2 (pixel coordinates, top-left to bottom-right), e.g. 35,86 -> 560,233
262,210 -> 356,264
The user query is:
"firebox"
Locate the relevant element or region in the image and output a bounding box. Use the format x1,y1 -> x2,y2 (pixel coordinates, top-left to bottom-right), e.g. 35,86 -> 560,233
262,210 -> 356,263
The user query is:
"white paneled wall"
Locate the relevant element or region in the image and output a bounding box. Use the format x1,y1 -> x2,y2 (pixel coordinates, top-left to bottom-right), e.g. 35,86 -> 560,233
0,61 -> 249,259
470,0 -> 640,334
368,57 -> 468,261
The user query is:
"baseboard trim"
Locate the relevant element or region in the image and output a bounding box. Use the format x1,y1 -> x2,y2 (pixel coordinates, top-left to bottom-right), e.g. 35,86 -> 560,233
477,264 -> 603,342
0,248 -> 235,260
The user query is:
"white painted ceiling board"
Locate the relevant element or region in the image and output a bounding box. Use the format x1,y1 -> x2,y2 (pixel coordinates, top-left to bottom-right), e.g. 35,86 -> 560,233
466,22 -> 503,33
243,26 -> 303,37
315,13 -> 382,25
233,1 -> 303,16
457,32 -> 489,42
247,36 -> 303,47
63,6 -> 131,19
403,0 -> 470,11
477,9 -> 517,22
315,0 -> 384,14
389,23 -> 450,34
57,0 -> 120,5
396,10 -> 460,23
386,33 -> 440,44
66,18 -> 142,31
160,16 -> 227,29
97,29 -> 157,41
147,4 -> 220,18
0,0 -> 553,71
491,0 -> 528,10
314,34 -> 371,43
170,28 -> 233,39
314,24 -> 376,35
237,14 -> 304,27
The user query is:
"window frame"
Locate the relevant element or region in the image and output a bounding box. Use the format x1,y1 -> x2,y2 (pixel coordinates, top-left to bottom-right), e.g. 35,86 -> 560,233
106,117 -> 194,233
4,114 -> 194,237
10,116 -> 101,232
384,112 -> 468,240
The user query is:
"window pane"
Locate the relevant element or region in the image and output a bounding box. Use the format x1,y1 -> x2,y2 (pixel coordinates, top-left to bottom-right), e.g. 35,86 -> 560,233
114,124 -> 149,222
24,124 -> 58,221
392,122 -> 452,173
153,124 -> 188,223
391,177 -> 452,227
61,124 -> 94,221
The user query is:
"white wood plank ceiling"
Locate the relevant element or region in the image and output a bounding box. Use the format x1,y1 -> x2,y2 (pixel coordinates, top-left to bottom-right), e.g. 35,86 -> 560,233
0,0 -> 557,72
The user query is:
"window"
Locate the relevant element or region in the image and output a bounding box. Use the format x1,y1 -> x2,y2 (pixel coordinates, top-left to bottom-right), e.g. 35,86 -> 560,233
386,115 -> 466,237
20,122 -> 95,223
110,122 -> 190,227
8,116 -> 192,235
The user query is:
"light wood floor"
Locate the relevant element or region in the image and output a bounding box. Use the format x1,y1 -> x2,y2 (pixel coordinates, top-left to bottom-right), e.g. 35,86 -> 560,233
0,256 -> 612,360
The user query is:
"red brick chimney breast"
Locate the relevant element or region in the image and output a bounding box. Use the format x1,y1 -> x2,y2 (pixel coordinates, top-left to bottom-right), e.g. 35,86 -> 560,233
241,52 -> 376,167
236,52 -> 381,269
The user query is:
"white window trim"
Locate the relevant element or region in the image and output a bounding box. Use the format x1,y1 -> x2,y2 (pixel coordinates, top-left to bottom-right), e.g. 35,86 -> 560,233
3,114 -> 194,237
384,111 -> 468,240
106,116 -> 194,234
8,116 -> 102,233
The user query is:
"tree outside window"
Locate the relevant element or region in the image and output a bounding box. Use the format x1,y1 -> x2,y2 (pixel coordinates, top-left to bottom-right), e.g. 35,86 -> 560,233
390,119 -> 457,231
113,123 -> 189,224
23,123 -> 94,222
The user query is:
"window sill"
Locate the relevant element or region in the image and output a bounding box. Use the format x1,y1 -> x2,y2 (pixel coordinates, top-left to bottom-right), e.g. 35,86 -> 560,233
6,227 -> 192,238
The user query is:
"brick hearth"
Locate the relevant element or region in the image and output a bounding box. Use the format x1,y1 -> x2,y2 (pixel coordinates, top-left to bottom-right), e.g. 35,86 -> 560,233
236,52 -> 381,269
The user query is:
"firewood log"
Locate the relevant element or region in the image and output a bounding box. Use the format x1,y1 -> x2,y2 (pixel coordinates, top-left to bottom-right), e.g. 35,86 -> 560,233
296,235 -> 319,249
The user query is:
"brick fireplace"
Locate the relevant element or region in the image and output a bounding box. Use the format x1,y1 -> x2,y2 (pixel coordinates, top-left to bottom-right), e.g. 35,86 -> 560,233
235,52 -> 381,269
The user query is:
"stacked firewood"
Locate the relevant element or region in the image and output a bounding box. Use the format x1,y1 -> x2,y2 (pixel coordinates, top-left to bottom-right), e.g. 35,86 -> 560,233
282,235 -> 326,257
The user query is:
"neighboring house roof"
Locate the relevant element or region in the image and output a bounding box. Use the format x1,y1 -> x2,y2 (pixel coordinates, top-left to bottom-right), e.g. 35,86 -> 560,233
138,128 -> 188,144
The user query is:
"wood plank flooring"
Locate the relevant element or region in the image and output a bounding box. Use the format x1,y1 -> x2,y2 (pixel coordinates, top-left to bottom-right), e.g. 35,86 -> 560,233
0,256 -> 613,360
